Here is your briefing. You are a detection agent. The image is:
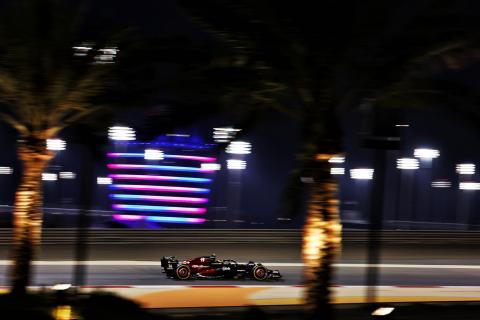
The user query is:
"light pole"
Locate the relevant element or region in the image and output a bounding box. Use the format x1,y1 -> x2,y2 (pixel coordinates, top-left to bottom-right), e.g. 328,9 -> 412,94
413,148 -> 439,223
226,159 -> 247,224
458,181 -> 479,230
395,158 -> 419,223
431,179 -> 451,224
455,164 -> 475,228
0,167 -> 13,205
350,168 -> 374,222
46,139 -> 66,207
59,172 -> 76,210
42,172 -> 58,211
225,141 -> 251,225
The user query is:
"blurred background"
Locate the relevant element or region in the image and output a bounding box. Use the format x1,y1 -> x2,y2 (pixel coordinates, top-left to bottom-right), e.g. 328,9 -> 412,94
1,1 -> 480,319
1,105 -> 480,230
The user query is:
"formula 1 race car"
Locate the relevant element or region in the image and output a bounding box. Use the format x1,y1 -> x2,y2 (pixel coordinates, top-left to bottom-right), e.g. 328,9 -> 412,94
161,254 -> 282,281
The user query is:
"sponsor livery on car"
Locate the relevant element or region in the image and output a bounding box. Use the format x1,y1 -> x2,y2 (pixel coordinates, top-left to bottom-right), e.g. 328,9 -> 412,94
161,254 -> 282,281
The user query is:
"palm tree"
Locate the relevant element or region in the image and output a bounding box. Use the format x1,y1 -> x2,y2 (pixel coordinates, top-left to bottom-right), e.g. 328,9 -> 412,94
0,0 -> 120,294
0,1 -> 118,294
180,1 -> 480,317
0,0 -> 261,294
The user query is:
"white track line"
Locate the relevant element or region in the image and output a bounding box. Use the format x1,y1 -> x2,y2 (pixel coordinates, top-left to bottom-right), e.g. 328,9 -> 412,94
0,261 -> 479,269
335,263 -> 480,269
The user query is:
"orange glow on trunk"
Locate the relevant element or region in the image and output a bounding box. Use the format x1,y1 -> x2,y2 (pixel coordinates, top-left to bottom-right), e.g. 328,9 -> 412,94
10,141 -> 53,295
302,154 -> 342,316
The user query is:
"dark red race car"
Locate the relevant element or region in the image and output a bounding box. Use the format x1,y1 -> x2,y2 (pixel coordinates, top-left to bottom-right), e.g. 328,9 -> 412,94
161,254 -> 282,281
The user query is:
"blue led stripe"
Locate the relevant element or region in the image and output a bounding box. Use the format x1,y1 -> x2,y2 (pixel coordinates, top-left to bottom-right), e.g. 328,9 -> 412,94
113,214 -> 206,224
108,153 -> 144,158
144,216 -> 206,224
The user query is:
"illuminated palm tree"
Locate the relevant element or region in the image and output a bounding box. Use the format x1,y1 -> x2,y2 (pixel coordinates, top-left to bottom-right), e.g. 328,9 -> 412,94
0,1 -> 119,294
181,1 -> 480,318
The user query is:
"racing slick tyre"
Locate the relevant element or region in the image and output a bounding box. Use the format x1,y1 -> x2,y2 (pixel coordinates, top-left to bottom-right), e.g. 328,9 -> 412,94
252,265 -> 268,281
175,265 -> 191,280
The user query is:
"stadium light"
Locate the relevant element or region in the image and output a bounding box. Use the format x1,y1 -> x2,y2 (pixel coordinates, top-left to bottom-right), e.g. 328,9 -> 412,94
47,139 -> 66,151
59,171 -> 76,179
431,180 -> 451,188
300,177 -> 314,183
108,126 -> 135,141
396,158 -> 419,170
42,173 -> 58,181
201,163 -> 221,171
213,127 -> 241,143
456,163 -> 475,175
227,159 -> 246,170
94,47 -> 119,64
330,167 -> 345,175
226,141 -> 251,154
350,168 -> 374,180
459,182 -> 480,190
0,167 -> 13,175
97,177 -> 112,185
328,156 -> 345,164
144,149 -> 164,160
414,148 -> 439,160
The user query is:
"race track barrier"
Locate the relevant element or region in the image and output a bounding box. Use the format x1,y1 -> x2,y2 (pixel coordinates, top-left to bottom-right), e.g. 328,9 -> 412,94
0,229 -> 478,244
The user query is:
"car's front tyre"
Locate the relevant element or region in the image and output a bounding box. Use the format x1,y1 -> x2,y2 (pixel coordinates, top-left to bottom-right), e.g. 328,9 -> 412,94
176,265 -> 191,280
252,265 -> 268,281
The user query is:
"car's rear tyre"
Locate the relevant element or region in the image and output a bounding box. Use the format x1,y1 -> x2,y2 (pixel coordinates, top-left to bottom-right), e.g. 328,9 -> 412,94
176,265 -> 191,280
252,265 -> 268,281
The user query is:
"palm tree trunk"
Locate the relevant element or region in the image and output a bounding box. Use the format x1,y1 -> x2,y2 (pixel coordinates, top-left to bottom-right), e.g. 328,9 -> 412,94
303,154 -> 342,319
10,140 -> 52,295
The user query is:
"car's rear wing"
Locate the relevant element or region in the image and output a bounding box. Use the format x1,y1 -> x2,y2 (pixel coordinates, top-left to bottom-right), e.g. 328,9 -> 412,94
161,256 -> 177,270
